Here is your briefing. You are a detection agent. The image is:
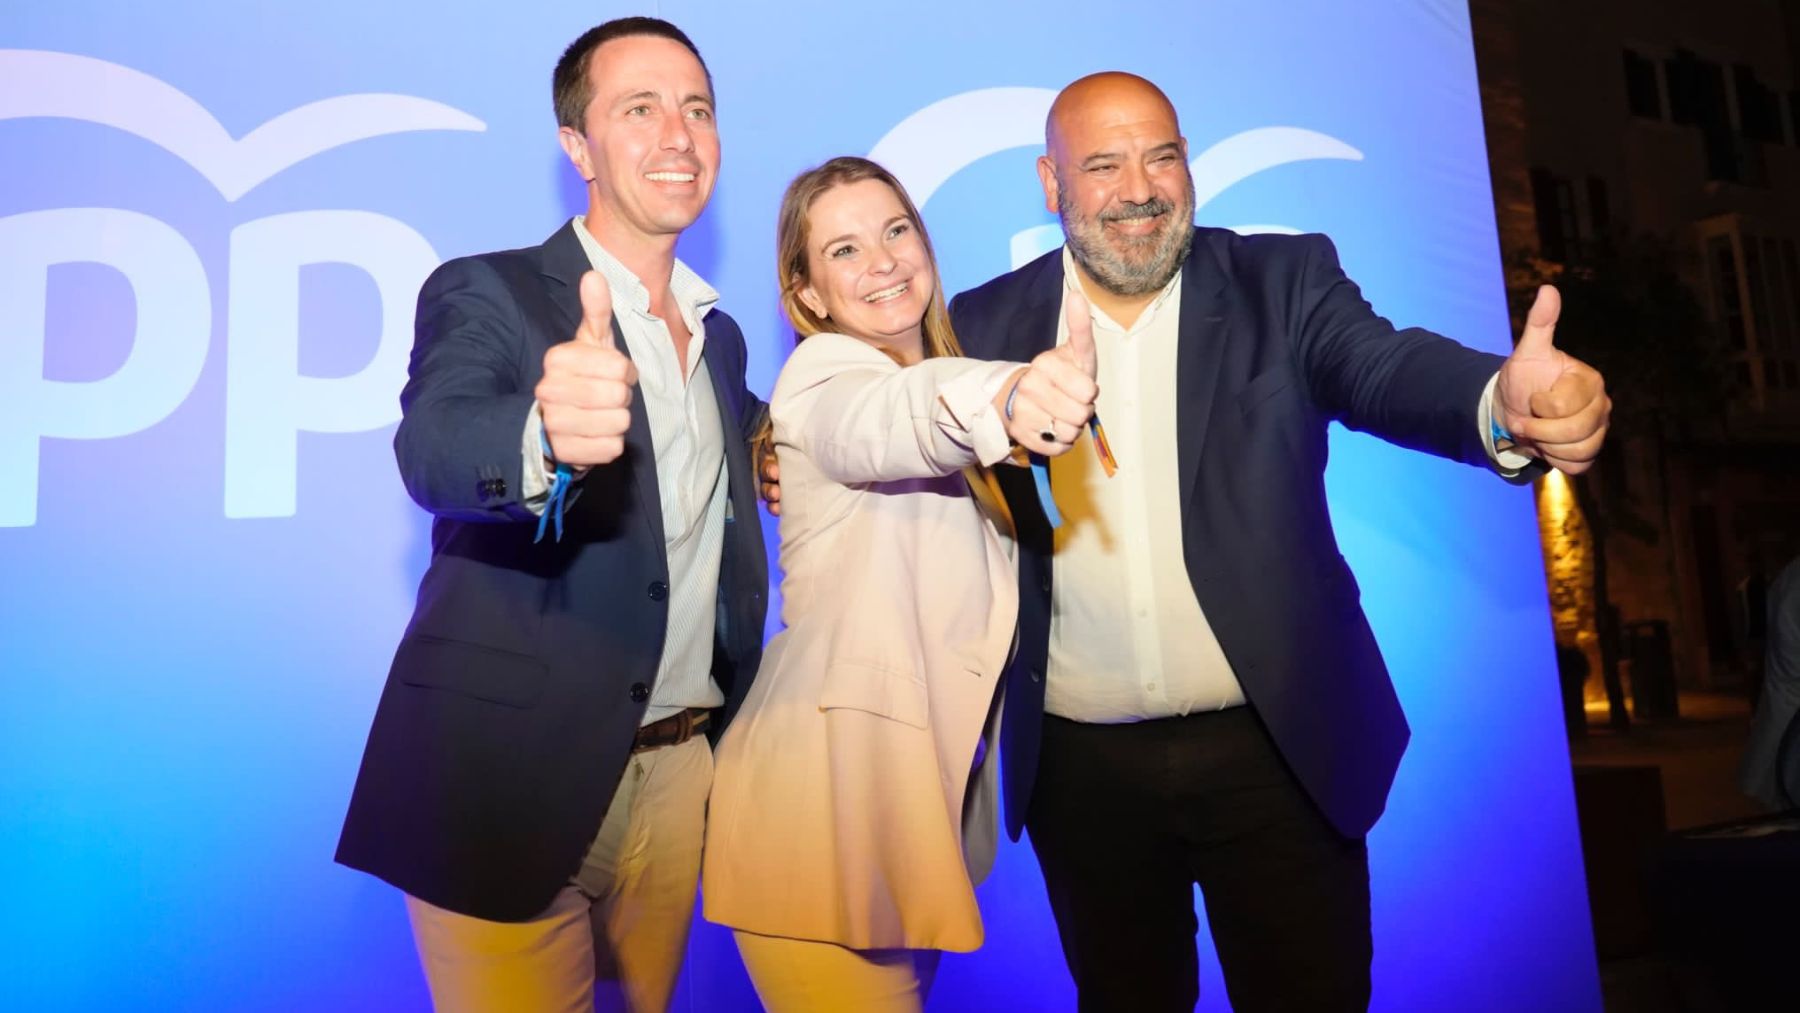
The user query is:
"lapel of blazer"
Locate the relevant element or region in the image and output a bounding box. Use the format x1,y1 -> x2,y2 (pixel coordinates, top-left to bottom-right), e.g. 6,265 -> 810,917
702,334 -> 745,484
1005,250 -> 1066,361
701,328 -> 755,564
538,220 -> 667,550
1174,229 -> 1232,523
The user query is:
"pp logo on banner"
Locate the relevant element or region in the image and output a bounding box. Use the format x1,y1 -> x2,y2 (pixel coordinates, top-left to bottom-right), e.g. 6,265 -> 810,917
868,87 -> 1365,267
0,50 -> 485,526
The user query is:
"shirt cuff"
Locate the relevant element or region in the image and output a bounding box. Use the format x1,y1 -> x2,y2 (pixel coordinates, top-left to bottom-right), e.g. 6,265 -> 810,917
1479,373 -> 1533,477
939,361 -> 1027,467
521,402 -> 553,516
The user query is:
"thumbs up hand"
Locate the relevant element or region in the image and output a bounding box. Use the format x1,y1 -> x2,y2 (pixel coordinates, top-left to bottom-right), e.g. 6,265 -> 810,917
535,271 -> 638,468
996,284 -> 1101,458
1495,285 -> 1611,474
1061,284 -> 1099,379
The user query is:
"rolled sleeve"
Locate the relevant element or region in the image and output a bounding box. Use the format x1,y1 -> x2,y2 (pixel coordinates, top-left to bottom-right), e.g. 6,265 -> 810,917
519,402 -> 552,516
937,361 -> 1023,467
1478,373 -> 1533,478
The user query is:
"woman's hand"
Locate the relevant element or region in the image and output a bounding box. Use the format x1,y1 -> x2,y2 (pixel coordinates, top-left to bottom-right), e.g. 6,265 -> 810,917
996,285 -> 1100,457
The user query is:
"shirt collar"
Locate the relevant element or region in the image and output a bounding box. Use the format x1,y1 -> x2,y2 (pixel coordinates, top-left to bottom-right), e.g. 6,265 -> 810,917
571,215 -> 719,324
1059,245 -> 1182,334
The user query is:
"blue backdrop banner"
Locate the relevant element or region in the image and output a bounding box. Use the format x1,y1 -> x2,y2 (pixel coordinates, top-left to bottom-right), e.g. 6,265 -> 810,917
0,2 -> 1599,1009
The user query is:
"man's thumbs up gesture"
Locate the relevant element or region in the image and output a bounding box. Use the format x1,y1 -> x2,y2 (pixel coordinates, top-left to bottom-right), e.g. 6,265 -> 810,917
998,285 -> 1101,457
536,271 -> 638,468
1495,285 -> 1611,474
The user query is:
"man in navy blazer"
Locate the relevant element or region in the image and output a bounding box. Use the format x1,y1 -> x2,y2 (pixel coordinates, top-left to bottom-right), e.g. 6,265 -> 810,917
335,18 -> 765,1011
947,73 -> 1610,1010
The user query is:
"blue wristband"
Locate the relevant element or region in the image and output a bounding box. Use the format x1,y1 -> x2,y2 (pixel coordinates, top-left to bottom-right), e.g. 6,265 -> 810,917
1031,458 -> 1062,528
534,428 -> 574,544
1490,416 -> 1514,445
1007,376 -> 1063,526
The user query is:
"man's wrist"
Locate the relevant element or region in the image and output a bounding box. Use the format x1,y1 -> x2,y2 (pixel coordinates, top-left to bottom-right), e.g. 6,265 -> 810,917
1490,415 -> 1516,453
1479,372 -> 1531,476
539,424 -> 591,478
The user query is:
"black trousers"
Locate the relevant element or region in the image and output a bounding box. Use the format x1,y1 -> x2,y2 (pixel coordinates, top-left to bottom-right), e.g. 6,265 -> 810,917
1026,707 -> 1371,1012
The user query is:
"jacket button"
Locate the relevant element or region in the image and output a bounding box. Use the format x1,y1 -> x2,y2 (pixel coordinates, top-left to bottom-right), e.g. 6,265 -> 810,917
648,581 -> 669,601
629,683 -> 650,702
1030,668 -> 1044,684
1039,573 -> 1051,593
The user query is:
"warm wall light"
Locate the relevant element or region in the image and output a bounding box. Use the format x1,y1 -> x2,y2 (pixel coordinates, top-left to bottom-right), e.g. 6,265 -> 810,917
1536,470 -> 1599,699
1542,469 -> 1571,516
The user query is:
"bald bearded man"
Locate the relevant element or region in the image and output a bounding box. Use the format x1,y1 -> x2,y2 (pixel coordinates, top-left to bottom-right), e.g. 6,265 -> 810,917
943,73 -> 1610,1010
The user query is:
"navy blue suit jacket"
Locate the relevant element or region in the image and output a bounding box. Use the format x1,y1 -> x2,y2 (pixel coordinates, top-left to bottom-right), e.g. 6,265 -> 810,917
950,227 -> 1521,842
336,222 -> 767,921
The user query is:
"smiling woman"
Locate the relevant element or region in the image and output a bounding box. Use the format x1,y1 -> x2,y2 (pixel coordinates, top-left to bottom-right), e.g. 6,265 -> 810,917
702,155 -> 1098,1012
774,159 -> 953,366
794,180 -> 936,363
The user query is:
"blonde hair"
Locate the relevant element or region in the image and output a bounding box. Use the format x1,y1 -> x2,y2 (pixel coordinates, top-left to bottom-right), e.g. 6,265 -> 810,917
754,156 -> 968,467
774,156 -> 965,358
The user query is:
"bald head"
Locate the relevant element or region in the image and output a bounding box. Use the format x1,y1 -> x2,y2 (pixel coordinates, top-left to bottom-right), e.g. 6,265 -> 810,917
1046,72 -> 1181,162
1037,71 -> 1194,299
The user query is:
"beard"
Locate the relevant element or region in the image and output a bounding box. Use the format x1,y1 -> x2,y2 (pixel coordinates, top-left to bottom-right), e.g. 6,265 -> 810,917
1058,174 -> 1196,296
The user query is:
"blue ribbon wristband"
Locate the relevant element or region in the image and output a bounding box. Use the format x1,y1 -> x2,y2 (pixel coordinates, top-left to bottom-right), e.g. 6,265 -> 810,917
1005,374 -> 1064,528
1031,457 -> 1062,528
1003,375 -> 1064,528
534,429 -> 573,544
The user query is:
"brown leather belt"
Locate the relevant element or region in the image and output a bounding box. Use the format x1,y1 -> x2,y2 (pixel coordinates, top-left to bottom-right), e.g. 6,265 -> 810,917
632,706 -> 712,753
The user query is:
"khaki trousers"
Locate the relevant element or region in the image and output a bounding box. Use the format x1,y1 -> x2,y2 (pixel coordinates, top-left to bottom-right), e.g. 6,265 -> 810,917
406,736 -> 713,1013
733,930 -> 941,1013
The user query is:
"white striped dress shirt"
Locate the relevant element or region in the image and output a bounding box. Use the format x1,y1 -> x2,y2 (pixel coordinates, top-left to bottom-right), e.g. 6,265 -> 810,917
524,218 -> 728,725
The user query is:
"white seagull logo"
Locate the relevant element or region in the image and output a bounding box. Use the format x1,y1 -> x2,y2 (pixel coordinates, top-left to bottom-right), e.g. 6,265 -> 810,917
0,49 -> 485,200
866,86 -> 1363,268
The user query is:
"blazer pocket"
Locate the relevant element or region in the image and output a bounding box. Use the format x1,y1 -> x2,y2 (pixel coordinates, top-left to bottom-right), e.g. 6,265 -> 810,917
394,634 -> 547,709
819,661 -> 929,729
1236,365 -> 1299,417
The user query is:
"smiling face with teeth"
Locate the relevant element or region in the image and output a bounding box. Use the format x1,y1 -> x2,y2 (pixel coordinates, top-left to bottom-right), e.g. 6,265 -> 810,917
1039,72 -> 1195,297
557,34 -> 719,258
794,178 -> 936,364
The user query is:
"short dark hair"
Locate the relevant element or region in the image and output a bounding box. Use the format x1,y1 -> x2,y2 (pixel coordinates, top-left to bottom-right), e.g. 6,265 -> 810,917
553,17 -> 713,130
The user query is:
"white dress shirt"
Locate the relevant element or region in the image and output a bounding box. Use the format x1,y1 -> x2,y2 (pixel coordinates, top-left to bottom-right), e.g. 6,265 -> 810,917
1045,248 -> 1527,724
522,218 -> 728,725
1045,250 -> 1244,722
